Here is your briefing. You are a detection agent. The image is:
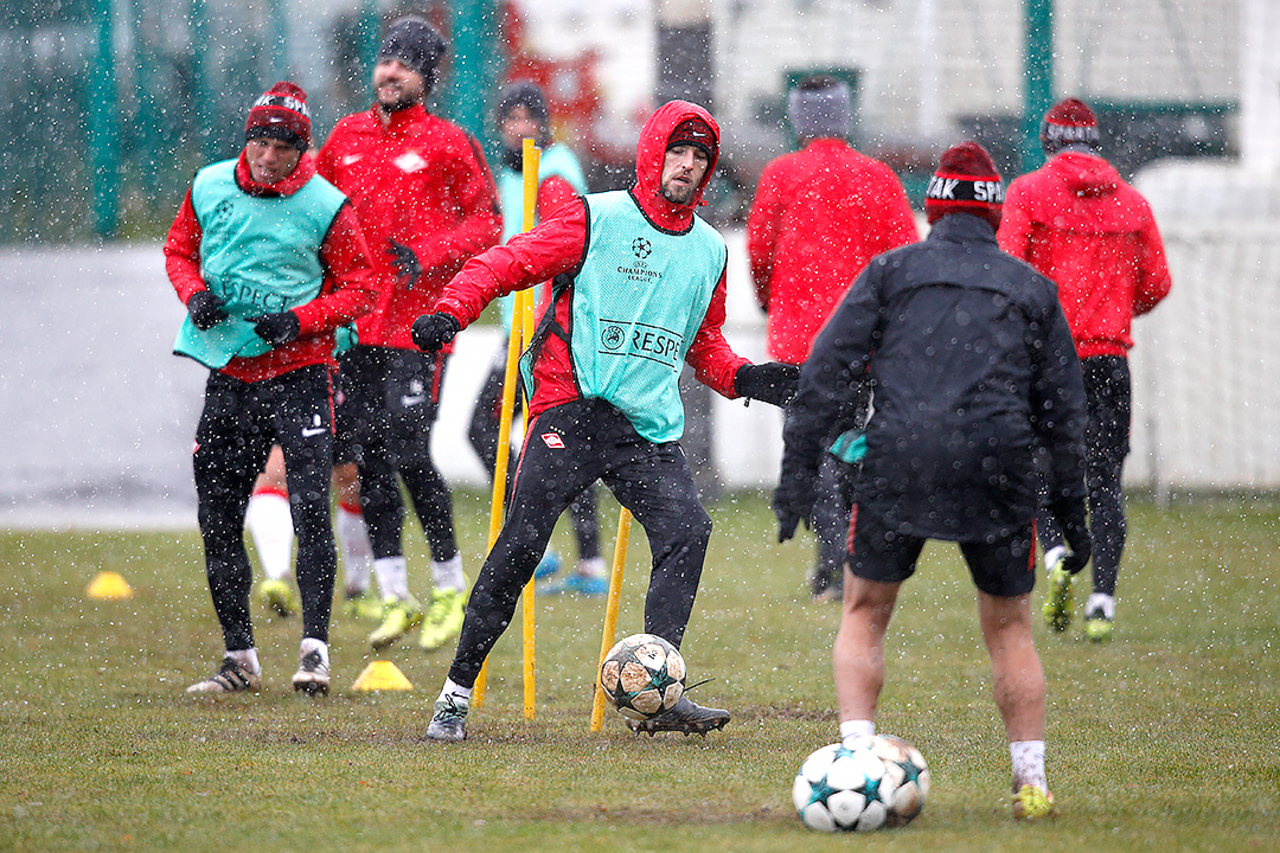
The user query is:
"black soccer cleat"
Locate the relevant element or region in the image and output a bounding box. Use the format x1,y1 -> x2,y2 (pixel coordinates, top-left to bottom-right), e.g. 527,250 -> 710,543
292,649 -> 331,696
626,696 -> 730,736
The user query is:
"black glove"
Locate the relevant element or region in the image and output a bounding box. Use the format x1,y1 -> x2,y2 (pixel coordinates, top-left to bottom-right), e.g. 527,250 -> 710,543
388,240 -> 423,288
411,312 -> 460,353
735,362 -> 801,407
187,290 -> 227,331
249,311 -> 300,347
1051,498 -> 1092,575
772,467 -> 817,543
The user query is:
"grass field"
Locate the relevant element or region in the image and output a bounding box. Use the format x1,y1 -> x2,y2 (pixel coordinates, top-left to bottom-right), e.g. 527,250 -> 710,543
1,489 -> 1276,852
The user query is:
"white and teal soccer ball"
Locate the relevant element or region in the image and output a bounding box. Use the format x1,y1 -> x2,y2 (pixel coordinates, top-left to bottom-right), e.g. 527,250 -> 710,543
793,735 -> 930,832
598,633 -> 685,721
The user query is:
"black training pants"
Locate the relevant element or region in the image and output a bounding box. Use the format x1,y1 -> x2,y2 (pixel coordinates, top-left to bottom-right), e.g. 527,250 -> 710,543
193,366 -> 337,649
447,398 -> 712,688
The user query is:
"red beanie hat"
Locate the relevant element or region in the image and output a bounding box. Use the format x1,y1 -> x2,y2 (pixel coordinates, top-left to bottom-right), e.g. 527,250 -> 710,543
1041,97 -> 1100,155
245,81 -> 312,151
667,117 -> 718,163
924,141 -> 1003,230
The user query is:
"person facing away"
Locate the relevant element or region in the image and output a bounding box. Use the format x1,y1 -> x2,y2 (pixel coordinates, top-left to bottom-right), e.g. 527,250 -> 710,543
774,141 -> 1091,820
746,74 -> 919,601
466,79 -> 607,597
998,97 -> 1172,642
165,80 -> 375,696
410,100 -> 800,742
314,16 -> 502,655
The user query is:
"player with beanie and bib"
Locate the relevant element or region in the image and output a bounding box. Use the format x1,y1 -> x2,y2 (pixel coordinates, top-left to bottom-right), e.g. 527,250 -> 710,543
775,142 -> 1090,820
999,98 -> 1172,642
165,81 -> 376,696
412,100 -> 800,742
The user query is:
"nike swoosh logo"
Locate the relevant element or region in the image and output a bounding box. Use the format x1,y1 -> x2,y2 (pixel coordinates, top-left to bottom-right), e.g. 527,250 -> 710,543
302,426 -> 328,437
400,395 -> 425,407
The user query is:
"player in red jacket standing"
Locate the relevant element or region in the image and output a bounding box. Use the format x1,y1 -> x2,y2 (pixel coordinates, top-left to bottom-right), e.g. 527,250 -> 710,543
999,98 -> 1172,642
747,76 -> 918,600
315,17 -> 502,654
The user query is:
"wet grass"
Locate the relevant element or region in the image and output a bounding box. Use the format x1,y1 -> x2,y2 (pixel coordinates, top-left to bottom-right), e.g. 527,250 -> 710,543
1,490 -> 1276,852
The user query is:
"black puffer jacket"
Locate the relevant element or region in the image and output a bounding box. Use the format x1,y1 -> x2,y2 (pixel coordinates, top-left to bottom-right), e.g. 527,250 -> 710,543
781,213 -> 1087,542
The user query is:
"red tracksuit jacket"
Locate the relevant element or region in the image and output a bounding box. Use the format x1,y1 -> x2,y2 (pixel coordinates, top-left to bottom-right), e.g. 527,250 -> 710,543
998,150 -> 1172,359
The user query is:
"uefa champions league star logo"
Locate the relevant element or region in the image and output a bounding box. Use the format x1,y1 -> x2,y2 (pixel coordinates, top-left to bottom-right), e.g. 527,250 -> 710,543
601,324 -> 626,350
631,237 -> 652,260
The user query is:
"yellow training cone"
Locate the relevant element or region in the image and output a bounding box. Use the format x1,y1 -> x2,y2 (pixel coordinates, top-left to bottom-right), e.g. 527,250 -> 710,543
86,571 -> 133,600
351,661 -> 413,692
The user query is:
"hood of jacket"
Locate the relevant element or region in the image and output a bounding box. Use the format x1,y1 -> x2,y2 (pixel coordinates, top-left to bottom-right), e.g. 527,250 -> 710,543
631,100 -> 720,231
1047,150 -> 1121,199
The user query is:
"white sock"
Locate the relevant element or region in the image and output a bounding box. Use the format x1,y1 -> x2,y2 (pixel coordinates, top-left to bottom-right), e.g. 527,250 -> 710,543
299,637 -> 329,667
1010,740 -> 1047,790
840,719 -> 875,747
373,556 -> 410,601
1085,593 -> 1116,619
431,553 -> 466,592
576,556 -> 607,579
245,490 -> 294,581
226,647 -> 261,675
1043,544 -> 1067,570
438,678 -> 472,705
335,503 -> 373,593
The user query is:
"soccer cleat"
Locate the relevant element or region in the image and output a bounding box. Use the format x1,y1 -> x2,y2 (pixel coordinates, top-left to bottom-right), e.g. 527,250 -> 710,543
1083,606 -> 1114,642
1041,559 -> 1074,633
537,573 -> 608,597
344,588 -> 384,622
186,657 -> 262,694
418,587 -> 467,652
425,695 -> 468,742
368,596 -> 423,650
257,579 -> 299,619
292,649 -> 331,696
626,696 -> 731,736
532,550 -> 562,581
1011,784 -> 1056,820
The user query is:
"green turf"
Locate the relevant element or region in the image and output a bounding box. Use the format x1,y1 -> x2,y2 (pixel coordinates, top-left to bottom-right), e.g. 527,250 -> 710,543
1,490 -> 1276,852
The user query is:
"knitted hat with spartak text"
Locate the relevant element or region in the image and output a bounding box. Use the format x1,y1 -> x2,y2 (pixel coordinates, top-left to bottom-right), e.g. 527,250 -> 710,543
924,141 -> 1003,230
244,81 -> 311,151
1041,97 -> 1101,155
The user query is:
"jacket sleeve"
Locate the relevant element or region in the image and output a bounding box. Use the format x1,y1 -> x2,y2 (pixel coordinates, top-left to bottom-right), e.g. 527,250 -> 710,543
163,189 -> 209,305
434,198 -> 588,329
536,175 -> 581,224
996,182 -> 1034,261
1028,286 -> 1089,504
1133,207 -> 1172,317
292,201 -> 377,336
411,133 -> 503,279
781,261 -> 884,485
746,163 -> 785,310
686,267 -> 751,398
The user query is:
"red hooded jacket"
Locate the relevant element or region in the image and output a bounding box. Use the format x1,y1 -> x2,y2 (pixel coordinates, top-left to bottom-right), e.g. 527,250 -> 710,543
315,103 -> 501,350
998,151 -> 1172,359
433,100 -> 750,421
747,138 -> 918,364
164,151 -> 376,383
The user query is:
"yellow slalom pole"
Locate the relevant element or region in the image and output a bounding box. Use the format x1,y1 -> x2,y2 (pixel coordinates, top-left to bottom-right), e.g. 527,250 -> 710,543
473,138 -> 541,712
519,138 -> 541,720
590,507 -> 633,732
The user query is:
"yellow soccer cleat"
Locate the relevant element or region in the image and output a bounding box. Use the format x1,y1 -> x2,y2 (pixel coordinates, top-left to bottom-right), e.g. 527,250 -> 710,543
1041,559 -> 1074,633
257,579 -> 299,619
418,587 -> 467,652
1011,784 -> 1057,820
368,596 -> 423,650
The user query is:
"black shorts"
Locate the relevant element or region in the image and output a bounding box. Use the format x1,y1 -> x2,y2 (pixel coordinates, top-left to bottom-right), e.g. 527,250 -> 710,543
848,506 -> 1037,598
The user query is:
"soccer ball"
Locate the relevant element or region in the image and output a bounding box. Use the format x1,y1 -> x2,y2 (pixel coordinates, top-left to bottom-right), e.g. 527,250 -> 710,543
598,633 -> 685,720
867,734 -> 931,826
792,735 -> 930,832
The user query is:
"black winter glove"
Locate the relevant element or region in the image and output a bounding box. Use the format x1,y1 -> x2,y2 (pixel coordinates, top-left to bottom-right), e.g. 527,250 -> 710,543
735,362 -> 801,407
772,466 -> 817,543
388,240 -> 423,288
249,311 -> 301,347
1051,498 -> 1093,575
411,312 -> 460,353
187,290 -> 227,331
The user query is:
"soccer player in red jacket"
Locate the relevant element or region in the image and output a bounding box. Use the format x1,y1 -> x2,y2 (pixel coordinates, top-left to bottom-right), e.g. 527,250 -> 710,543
314,17 -> 502,654
999,98 -> 1172,641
